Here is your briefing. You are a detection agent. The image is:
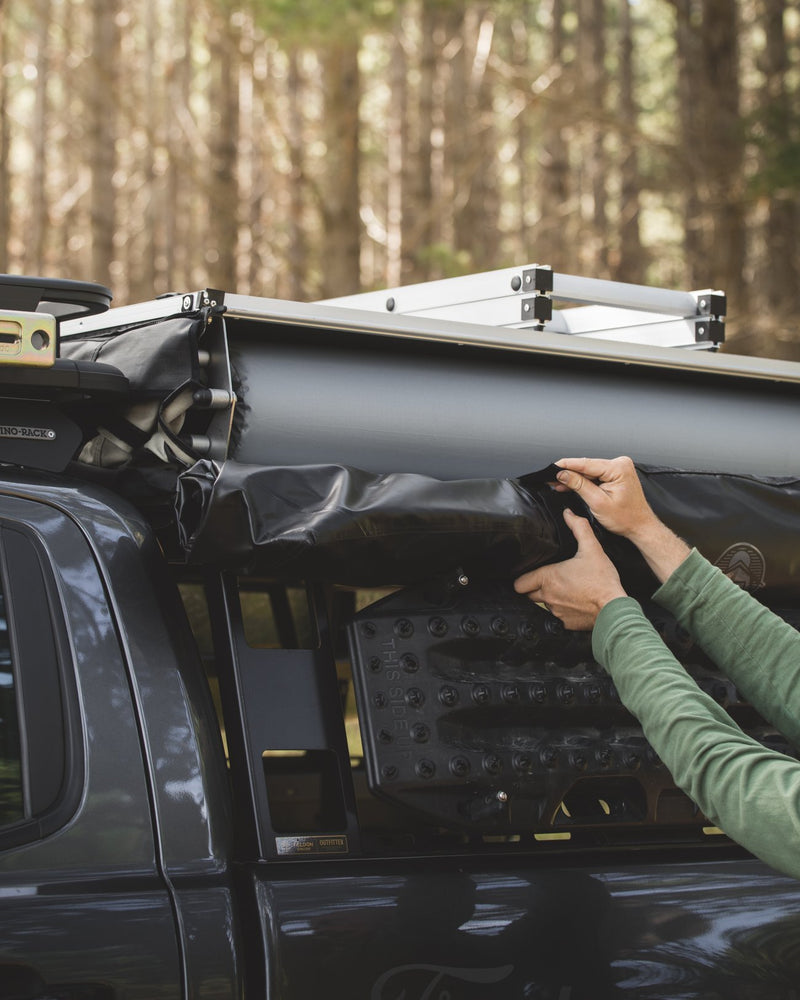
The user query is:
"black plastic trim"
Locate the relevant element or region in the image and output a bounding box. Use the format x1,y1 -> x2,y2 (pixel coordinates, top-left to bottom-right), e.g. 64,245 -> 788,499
0,358 -> 128,394
0,274 -> 112,319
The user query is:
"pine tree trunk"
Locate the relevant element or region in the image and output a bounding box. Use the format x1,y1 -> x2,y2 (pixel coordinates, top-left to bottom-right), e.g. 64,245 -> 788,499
319,42 -> 361,298
87,0 -> 120,289
449,6 -> 498,273
386,29 -> 406,287
674,0 -> 706,284
762,0 -> 799,314
577,0 -> 608,275
616,0 -> 644,282
287,50 -> 309,300
207,11 -> 240,291
537,0 -> 572,272
127,0 -> 159,300
448,6 -> 470,261
0,0 -> 10,272
166,0 -> 194,292
469,8 -> 498,272
701,0 -> 745,305
28,0 -> 51,274
402,1 -> 437,282
511,7 -> 530,261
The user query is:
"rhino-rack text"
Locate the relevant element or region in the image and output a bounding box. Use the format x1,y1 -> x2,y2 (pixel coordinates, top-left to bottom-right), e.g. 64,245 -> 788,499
0,425 -> 56,440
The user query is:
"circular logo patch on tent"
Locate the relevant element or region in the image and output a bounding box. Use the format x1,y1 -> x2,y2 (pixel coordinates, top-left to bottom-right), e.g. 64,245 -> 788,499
714,542 -> 766,591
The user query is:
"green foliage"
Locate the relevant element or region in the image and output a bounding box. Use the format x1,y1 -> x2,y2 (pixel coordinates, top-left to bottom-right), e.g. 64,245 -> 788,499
747,102 -> 800,197
249,0 -> 396,43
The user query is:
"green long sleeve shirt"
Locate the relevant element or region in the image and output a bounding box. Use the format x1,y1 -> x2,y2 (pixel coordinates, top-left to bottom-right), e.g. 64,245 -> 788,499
592,548 -> 800,879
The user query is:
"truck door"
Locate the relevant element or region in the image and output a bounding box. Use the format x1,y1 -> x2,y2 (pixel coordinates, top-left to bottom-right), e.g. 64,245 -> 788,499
0,493 -> 183,1000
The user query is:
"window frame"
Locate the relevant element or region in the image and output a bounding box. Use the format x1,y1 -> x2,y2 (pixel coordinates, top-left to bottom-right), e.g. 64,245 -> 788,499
0,520 -> 83,849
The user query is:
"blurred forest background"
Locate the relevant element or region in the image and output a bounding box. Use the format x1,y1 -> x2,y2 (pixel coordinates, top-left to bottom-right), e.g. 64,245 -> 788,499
0,0 -> 799,356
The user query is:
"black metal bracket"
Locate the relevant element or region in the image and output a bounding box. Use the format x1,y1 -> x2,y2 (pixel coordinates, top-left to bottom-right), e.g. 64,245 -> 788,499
519,266 -> 553,328
694,290 -> 726,344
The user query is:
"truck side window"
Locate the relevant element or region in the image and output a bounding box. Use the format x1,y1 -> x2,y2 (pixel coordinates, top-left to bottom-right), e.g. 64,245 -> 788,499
0,587 -> 23,825
0,524 -> 80,847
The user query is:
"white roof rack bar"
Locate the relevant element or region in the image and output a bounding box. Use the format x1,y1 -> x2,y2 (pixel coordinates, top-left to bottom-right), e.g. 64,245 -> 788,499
319,263 -> 725,349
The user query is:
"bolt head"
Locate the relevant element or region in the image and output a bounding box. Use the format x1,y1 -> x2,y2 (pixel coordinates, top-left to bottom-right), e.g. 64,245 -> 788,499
450,755 -> 470,777
405,687 -> 425,708
491,617 -> 509,636
439,685 -> 459,707
529,682 -> 547,703
415,759 -> 435,779
461,616 -> 480,636
472,684 -> 490,705
394,618 -> 414,639
596,748 -> 612,767
401,653 -> 419,673
513,753 -> 533,773
483,753 -> 503,775
540,746 -> 558,767
428,616 -> 448,637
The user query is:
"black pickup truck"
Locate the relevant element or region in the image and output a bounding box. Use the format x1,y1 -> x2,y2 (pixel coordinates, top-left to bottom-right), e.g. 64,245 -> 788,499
2,273 -> 800,1000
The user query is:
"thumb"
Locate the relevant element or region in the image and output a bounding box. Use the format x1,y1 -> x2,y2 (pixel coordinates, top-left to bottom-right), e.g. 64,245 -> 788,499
556,469 -> 584,492
563,508 -> 601,552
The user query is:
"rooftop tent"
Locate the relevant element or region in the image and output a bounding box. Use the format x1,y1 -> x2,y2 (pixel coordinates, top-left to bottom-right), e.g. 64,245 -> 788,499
23,278 -> 799,596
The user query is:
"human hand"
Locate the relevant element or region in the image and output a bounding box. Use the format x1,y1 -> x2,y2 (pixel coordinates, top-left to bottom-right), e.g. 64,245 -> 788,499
552,456 -> 657,542
553,456 -> 690,584
513,508 -> 627,631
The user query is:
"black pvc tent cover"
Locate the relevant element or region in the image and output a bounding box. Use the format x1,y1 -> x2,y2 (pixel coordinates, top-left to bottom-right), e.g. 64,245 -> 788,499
175,461 -> 576,587
174,459 -> 800,601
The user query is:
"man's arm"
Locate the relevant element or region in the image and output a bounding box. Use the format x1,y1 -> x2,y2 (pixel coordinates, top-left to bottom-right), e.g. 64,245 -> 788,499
655,548 -> 800,751
515,455 -> 800,877
595,596 -> 800,880
551,456 -> 800,740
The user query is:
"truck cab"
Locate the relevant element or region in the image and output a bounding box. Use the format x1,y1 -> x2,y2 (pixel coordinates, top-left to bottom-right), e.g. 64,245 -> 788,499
2,272 -> 800,999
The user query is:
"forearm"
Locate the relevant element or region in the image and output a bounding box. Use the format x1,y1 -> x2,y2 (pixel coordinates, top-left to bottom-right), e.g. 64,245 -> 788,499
655,549 -> 800,748
594,598 -> 800,879
626,515 -> 691,585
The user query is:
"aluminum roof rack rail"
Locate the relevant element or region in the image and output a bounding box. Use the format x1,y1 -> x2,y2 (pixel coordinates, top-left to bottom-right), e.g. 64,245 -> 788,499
320,263 -> 726,350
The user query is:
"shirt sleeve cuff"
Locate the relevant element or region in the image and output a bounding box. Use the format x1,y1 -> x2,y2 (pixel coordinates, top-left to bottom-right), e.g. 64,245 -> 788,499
592,596 -> 647,664
653,547 -> 721,616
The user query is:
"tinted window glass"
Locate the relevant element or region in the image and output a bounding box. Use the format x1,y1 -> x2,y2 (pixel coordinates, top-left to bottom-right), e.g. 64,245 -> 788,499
0,587 -> 23,825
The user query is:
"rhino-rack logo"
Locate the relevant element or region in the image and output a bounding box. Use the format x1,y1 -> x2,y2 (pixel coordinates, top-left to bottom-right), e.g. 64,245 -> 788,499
714,542 -> 766,592
0,425 -> 56,441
